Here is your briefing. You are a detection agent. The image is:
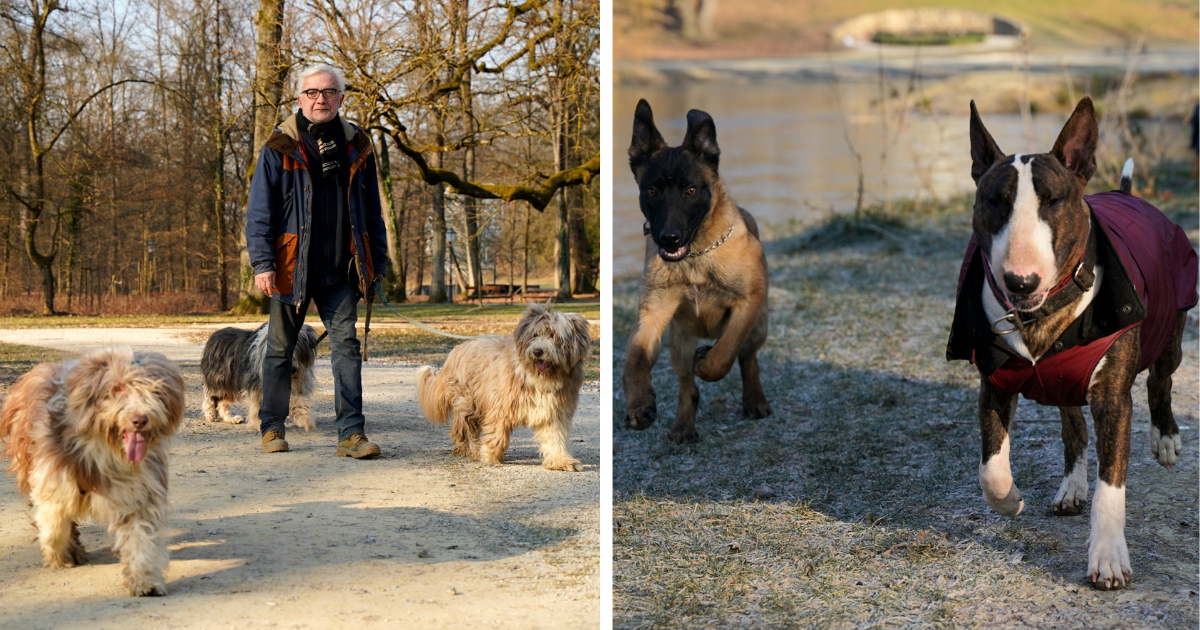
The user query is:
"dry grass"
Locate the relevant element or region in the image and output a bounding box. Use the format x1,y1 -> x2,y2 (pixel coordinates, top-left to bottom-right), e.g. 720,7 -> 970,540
612,163 -> 1199,628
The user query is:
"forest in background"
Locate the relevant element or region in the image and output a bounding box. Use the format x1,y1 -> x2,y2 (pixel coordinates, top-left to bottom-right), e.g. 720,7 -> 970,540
0,0 -> 599,316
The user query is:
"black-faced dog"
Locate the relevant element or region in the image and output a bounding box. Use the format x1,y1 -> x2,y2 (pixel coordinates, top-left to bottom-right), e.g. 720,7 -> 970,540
947,97 -> 1198,589
200,323 -> 318,431
622,99 -> 770,443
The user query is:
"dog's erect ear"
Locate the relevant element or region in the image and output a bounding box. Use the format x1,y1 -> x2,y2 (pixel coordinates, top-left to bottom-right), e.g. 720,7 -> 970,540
1050,96 -> 1098,183
629,99 -> 666,172
683,109 -> 720,168
970,100 -> 1005,184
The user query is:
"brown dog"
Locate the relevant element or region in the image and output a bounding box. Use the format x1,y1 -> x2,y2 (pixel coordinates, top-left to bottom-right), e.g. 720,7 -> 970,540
948,97 -> 1198,589
622,99 -> 771,443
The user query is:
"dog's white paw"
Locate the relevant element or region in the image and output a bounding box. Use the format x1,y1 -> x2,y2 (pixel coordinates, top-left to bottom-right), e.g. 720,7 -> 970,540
221,414 -> 245,425
126,576 -> 167,597
1088,481 -> 1130,590
1150,427 -> 1181,468
291,415 -> 314,432
543,458 -> 582,472
1052,458 -> 1089,515
979,440 -> 1023,516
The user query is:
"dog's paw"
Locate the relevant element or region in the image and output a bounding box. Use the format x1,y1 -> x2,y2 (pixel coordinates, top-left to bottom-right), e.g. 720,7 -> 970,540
221,414 -> 245,425
543,458 -> 583,472
625,402 -> 657,430
1150,426 -> 1181,468
742,397 -> 771,419
1052,461 -> 1089,516
1088,534 -> 1131,590
292,415 -> 315,432
44,549 -> 84,569
692,346 -> 728,382
127,577 -> 167,597
982,484 -> 1024,516
667,423 -> 699,444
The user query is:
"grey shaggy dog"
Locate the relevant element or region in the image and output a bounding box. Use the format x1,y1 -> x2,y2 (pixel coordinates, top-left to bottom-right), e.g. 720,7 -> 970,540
200,323 -> 317,431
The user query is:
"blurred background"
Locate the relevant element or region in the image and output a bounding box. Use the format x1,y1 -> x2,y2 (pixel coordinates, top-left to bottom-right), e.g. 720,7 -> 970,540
611,0 -> 1199,277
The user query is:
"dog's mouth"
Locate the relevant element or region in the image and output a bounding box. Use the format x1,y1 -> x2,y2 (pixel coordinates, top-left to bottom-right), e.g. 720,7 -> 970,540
658,245 -> 689,262
123,430 -> 147,463
1007,291 -> 1046,312
536,360 -> 551,372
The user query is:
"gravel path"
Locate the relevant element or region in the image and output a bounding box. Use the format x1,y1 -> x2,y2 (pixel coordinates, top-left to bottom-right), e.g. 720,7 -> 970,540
0,326 -> 600,629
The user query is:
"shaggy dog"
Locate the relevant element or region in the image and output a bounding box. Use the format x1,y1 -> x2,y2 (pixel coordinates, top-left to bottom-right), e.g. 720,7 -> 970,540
0,346 -> 185,596
200,323 -> 317,431
417,304 -> 591,471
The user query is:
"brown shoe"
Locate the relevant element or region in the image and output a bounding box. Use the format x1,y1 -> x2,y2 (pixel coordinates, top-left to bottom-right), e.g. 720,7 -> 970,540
337,433 -> 381,459
262,429 -> 289,453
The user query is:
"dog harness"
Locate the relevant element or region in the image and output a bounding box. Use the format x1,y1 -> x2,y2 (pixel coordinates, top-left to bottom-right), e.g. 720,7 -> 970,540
947,191 -> 1198,407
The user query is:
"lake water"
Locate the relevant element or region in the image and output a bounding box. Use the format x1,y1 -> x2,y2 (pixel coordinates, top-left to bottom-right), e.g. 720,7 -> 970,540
611,80 -> 1191,277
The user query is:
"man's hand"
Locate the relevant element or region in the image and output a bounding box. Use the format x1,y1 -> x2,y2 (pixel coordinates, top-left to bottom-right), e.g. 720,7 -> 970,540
255,271 -> 277,296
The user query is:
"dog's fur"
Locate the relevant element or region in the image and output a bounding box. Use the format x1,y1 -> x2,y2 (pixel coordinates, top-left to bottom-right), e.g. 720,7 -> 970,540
963,97 -> 1192,590
200,323 -> 317,431
621,98 -> 771,443
417,304 -> 591,471
0,346 -> 185,596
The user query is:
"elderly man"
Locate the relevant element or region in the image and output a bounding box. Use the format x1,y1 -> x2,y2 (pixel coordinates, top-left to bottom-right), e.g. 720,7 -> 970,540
246,64 -> 387,458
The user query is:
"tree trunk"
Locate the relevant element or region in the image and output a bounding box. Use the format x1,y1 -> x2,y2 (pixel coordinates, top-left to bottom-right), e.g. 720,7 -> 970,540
428,115 -> 448,303
211,0 -> 229,311
375,130 -> 405,302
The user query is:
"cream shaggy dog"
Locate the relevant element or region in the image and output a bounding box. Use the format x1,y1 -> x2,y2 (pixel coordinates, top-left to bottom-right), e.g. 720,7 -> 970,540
200,323 -> 317,431
0,346 -> 185,596
417,304 -> 591,471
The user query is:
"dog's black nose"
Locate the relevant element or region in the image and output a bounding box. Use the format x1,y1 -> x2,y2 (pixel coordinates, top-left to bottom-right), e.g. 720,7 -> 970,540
659,230 -> 683,248
1003,272 -> 1041,296
130,414 -> 148,430
533,348 -> 544,358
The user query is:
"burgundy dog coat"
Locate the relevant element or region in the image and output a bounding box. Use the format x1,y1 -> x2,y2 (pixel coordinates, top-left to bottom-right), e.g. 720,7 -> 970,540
947,191 -> 1198,407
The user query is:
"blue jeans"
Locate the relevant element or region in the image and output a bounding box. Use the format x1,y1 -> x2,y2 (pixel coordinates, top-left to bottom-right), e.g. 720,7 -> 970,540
260,282 -> 365,441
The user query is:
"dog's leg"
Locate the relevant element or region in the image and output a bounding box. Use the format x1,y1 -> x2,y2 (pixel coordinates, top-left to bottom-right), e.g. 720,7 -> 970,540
977,378 -> 1023,516
110,503 -> 169,596
693,287 -> 766,383
479,427 -> 510,466
737,309 -> 771,419
1086,332 -> 1138,590
32,486 -> 87,568
536,419 -> 582,472
216,397 -> 245,425
201,388 -> 219,423
245,390 -> 262,431
1052,406 -> 1089,515
1147,312 -> 1185,467
290,368 -> 315,432
623,290 -> 683,430
666,323 -> 701,443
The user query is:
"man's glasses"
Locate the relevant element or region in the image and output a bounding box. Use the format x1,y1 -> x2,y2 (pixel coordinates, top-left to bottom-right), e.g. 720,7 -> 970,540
301,88 -> 342,100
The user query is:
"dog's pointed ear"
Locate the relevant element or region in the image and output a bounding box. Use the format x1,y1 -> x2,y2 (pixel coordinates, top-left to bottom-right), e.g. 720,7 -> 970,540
629,99 -> 666,173
683,109 -> 720,168
1050,96 -> 1098,183
970,100 -> 1005,183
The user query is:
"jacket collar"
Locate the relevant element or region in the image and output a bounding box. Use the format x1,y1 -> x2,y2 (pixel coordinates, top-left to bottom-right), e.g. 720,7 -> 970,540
265,111 -> 367,156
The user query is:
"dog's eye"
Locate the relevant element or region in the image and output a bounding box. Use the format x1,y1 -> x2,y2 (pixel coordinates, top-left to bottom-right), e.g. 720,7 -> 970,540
645,188 -> 657,197
686,186 -> 697,196
112,384 -> 126,396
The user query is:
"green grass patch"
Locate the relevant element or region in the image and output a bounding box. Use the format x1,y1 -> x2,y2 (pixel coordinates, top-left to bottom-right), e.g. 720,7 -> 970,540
872,31 -> 987,46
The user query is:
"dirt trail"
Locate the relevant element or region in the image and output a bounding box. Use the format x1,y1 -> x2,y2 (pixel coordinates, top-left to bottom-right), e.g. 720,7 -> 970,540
0,327 -> 600,629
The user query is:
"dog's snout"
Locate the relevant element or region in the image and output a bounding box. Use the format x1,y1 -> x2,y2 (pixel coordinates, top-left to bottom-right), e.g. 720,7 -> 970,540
130,414 -> 148,430
533,348 -> 544,358
1003,272 -> 1041,296
659,230 -> 683,248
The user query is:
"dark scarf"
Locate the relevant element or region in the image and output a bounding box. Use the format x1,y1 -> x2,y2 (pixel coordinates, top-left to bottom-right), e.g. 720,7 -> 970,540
296,110 -> 351,287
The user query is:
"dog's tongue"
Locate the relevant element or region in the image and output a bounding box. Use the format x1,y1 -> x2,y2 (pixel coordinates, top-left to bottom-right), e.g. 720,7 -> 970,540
124,431 -> 147,463
537,360 -> 550,372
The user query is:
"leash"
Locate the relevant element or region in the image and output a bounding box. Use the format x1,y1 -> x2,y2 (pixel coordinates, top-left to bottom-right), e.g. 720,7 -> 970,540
372,283 -> 482,341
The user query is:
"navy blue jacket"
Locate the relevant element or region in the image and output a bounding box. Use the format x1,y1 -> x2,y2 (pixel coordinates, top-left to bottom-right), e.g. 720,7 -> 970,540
246,113 -> 388,306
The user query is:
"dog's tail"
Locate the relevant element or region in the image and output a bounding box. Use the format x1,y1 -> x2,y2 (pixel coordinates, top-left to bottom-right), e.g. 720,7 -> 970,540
416,366 -> 451,424
0,363 -> 58,495
1120,158 -> 1134,194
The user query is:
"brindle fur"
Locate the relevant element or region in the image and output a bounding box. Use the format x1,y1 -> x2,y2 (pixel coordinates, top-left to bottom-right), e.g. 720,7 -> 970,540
969,97 -> 1188,590
623,99 -> 770,443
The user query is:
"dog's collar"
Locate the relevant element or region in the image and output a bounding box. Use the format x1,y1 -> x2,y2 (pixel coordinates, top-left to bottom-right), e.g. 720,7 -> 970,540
983,224 -> 1097,334
642,221 -> 736,259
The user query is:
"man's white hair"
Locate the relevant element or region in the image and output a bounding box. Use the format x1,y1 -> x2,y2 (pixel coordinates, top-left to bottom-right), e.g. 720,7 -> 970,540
295,64 -> 346,97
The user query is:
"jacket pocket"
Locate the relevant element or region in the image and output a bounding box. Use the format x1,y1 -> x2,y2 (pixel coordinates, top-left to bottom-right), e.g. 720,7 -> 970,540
274,233 -> 299,295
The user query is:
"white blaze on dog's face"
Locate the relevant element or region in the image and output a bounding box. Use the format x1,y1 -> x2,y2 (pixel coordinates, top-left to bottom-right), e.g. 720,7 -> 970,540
969,98 -> 1098,312
66,347 -> 185,464
513,304 -> 592,378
